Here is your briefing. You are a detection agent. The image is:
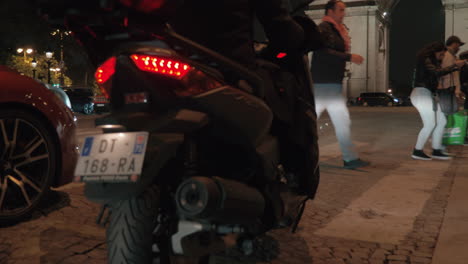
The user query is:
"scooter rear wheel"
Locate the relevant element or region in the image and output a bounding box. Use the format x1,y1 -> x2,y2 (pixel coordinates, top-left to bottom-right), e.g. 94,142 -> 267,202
107,186 -> 162,264
106,186 -> 207,264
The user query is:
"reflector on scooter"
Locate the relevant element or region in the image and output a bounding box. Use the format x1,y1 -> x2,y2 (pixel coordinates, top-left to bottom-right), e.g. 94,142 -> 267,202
276,52 -> 287,59
130,54 -> 192,79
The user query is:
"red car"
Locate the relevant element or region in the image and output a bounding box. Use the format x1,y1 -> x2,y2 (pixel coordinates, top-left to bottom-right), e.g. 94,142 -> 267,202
0,66 -> 78,224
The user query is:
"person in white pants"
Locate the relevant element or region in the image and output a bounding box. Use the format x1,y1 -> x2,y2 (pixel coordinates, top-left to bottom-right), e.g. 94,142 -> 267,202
410,41 -> 466,160
411,88 -> 448,159
311,1 -> 369,169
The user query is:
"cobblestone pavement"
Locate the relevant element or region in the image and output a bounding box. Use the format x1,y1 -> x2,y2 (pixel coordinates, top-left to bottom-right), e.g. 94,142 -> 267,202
1,107 -> 466,264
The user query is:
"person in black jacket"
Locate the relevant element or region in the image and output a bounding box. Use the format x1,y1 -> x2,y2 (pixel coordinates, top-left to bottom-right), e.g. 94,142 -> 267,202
410,41 -> 466,160
167,0 -> 320,199
169,0 -> 305,68
311,0 -> 368,169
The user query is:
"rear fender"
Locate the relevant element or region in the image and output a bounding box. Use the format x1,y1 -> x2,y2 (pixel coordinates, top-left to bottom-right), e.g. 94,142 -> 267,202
84,133 -> 184,204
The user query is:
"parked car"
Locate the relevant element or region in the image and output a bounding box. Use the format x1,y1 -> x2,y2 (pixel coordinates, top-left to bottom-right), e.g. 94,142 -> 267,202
356,92 -> 400,106
63,87 -> 95,115
0,66 -> 77,224
93,94 -> 110,114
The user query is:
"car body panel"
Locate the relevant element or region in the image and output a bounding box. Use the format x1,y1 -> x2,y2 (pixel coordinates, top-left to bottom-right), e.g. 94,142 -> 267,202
0,66 -> 78,187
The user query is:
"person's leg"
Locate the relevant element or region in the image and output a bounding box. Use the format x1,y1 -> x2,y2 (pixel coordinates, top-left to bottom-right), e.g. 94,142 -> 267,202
410,88 -> 436,159
465,96 -> 468,146
465,95 -> 468,110
431,103 -> 452,160
318,83 -> 360,162
466,96 -> 468,144
313,84 -> 328,119
273,82 -> 320,198
432,103 -> 447,150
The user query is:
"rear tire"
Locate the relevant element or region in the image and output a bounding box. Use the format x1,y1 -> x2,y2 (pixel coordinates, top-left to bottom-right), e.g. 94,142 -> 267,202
107,186 -> 160,264
106,186 -> 207,264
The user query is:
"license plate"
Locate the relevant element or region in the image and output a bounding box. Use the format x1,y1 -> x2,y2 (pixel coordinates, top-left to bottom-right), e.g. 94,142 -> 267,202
74,132 -> 149,182
97,104 -> 105,106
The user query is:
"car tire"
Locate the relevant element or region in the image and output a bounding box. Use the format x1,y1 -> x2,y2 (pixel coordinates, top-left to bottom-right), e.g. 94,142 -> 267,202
387,102 -> 393,107
83,103 -> 94,115
363,102 -> 369,107
0,108 -> 57,225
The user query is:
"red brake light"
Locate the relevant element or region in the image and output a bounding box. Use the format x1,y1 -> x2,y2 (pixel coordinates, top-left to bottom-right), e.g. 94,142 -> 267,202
95,57 -> 116,84
95,57 -> 117,99
130,54 -> 192,79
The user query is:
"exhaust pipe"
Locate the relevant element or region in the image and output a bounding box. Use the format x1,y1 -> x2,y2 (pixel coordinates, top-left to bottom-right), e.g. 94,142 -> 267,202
175,176 -> 265,224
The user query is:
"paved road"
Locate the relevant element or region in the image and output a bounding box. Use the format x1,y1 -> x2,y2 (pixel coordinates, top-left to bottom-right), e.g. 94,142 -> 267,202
1,107 -> 466,264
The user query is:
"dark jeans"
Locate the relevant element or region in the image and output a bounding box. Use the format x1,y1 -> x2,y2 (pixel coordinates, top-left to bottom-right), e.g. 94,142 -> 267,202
256,65 -> 320,198
465,94 -> 468,142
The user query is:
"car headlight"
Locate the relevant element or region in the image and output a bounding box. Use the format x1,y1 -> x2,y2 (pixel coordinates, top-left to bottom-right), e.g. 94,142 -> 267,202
393,98 -> 399,103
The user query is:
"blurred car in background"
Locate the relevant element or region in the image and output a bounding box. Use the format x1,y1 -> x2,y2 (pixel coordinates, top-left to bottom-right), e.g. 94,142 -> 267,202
62,86 -> 95,115
356,92 -> 400,107
0,66 -> 77,224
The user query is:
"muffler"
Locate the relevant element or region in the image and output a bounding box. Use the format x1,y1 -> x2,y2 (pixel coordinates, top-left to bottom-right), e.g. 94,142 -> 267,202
175,176 -> 265,224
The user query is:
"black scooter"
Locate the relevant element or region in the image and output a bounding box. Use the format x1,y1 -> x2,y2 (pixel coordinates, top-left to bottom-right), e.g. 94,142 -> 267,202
69,3 -> 320,263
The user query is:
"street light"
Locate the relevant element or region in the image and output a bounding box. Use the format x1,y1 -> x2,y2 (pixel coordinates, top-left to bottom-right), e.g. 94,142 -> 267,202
31,58 -> 37,79
17,48 -> 34,62
45,51 -> 53,59
45,50 -> 53,84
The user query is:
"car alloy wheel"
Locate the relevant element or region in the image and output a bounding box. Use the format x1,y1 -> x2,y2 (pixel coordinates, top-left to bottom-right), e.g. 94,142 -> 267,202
363,102 -> 368,107
83,103 -> 94,115
0,109 -> 56,224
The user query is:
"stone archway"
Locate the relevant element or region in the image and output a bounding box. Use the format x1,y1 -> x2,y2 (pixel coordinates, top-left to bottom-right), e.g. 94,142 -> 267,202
443,0 -> 468,40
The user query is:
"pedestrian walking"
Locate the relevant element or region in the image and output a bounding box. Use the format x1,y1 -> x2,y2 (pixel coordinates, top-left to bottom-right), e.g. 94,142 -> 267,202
441,36 -> 465,98
411,41 -> 466,160
311,0 -> 369,169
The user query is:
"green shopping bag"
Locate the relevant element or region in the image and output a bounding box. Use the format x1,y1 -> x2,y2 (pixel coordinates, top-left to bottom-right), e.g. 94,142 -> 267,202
443,111 -> 468,145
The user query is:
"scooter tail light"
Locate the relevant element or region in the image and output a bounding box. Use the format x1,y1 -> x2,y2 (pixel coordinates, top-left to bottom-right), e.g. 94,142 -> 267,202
95,56 -> 117,99
130,54 -> 192,79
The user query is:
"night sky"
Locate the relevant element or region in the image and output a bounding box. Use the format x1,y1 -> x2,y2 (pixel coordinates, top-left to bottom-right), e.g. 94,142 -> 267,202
389,0 -> 445,96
